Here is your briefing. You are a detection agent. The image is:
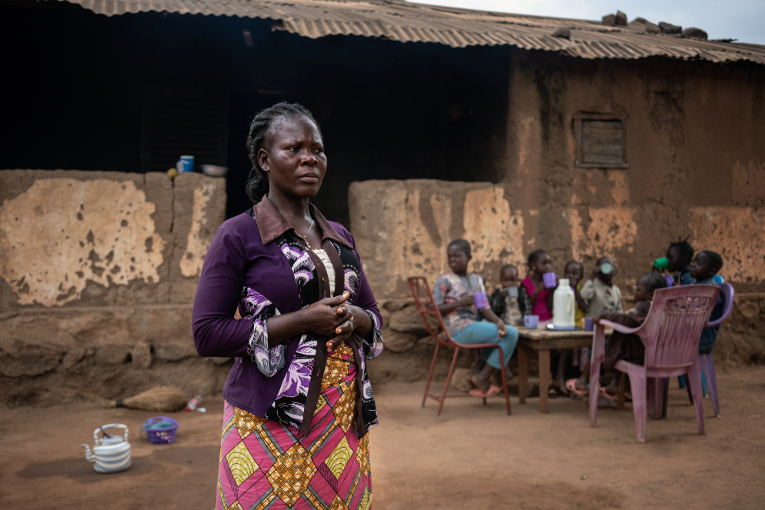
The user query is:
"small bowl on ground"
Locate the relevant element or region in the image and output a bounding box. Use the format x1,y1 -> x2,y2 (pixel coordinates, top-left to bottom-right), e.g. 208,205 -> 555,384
140,416 -> 179,445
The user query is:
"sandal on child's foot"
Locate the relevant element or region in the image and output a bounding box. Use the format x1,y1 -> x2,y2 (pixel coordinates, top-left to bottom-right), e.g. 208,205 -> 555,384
469,375 -> 491,393
470,385 -> 501,398
566,378 -> 588,396
598,386 -> 618,401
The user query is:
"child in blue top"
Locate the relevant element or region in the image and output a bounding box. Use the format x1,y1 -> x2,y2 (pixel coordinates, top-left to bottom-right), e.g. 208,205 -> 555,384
664,237 -> 694,286
686,250 -> 725,354
433,239 -> 519,397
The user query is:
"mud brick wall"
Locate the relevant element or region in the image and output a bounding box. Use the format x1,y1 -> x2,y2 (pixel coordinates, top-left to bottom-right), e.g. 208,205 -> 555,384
0,170 -> 228,404
352,57 -> 765,381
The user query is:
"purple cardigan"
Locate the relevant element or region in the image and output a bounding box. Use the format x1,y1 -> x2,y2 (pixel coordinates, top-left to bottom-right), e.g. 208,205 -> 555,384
192,206 -> 382,418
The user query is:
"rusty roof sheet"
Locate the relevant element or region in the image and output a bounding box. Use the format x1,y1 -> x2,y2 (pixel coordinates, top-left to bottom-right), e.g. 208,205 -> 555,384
61,0 -> 765,65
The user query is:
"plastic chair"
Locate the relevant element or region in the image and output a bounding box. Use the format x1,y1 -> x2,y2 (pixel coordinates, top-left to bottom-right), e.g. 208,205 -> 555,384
408,276 -> 511,416
589,285 -> 721,442
680,283 -> 734,416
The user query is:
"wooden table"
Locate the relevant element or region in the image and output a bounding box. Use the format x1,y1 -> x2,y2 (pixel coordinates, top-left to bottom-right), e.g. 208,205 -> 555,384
516,327 -> 611,413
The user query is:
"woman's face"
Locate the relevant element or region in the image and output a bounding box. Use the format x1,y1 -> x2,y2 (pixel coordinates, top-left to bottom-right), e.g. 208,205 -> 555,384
258,115 -> 327,200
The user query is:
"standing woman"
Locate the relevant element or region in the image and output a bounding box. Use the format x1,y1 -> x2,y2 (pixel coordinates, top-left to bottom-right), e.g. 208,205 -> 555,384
193,103 -> 384,510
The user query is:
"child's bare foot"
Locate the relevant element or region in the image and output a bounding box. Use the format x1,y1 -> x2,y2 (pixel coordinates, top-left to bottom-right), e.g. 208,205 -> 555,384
470,364 -> 495,393
555,376 -> 569,396
604,380 -> 620,396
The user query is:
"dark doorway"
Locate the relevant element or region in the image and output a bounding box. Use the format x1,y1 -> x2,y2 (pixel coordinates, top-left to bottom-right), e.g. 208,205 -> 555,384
1,2 -> 512,226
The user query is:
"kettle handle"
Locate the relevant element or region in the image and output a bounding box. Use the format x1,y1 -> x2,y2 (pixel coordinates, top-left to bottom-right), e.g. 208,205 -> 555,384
94,424 -> 129,445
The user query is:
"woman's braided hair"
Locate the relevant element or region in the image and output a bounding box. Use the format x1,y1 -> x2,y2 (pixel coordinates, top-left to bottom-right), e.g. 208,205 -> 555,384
245,102 -> 320,204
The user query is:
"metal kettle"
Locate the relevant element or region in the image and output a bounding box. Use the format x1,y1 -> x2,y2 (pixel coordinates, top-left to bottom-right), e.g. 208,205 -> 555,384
81,424 -> 131,473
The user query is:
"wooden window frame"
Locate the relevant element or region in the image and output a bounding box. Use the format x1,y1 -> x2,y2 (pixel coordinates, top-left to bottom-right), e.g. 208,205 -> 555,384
574,113 -> 628,169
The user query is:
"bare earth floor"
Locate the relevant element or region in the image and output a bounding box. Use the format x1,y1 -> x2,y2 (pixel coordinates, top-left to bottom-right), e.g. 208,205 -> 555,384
1,366 -> 764,509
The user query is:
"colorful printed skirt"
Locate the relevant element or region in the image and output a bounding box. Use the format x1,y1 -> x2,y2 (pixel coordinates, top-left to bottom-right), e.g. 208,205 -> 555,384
217,345 -> 372,510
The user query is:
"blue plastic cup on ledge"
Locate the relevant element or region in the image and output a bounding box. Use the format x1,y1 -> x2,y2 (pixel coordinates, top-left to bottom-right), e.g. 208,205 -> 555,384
177,155 -> 194,173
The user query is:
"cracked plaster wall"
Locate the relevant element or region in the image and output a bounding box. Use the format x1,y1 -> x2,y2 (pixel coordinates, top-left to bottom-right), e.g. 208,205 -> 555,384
0,170 -> 226,403
0,170 -> 225,308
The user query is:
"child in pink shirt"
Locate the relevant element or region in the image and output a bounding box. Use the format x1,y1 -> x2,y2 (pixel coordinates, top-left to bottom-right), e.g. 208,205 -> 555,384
520,249 -> 554,323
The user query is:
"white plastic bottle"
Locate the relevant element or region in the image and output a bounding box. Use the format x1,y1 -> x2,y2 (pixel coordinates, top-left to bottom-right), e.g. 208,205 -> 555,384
552,278 -> 575,329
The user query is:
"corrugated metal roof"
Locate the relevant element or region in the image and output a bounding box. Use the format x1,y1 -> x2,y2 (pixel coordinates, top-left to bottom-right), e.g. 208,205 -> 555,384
61,0 -> 765,65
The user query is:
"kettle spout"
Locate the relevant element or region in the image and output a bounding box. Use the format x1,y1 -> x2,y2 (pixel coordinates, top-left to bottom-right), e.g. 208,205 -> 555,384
81,444 -> 95,462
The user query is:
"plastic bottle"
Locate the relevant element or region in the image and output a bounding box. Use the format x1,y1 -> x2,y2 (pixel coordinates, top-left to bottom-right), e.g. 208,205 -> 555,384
185,395 -> 202,412
552,278 -> 575,329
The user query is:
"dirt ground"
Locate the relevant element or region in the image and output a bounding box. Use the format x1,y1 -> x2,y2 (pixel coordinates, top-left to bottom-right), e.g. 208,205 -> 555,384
1,366 -> 764,509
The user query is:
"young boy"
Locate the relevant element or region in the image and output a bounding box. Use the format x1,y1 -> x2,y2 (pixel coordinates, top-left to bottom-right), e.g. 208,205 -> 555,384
552,261 -> 590,396
687,250 -> 725,354
665,237 -> 694,286
567,256 -> 623,395
490,264 -> 523,326
596,273 -> 668,398
580,256 -> 623,317
564,261 -> 588,327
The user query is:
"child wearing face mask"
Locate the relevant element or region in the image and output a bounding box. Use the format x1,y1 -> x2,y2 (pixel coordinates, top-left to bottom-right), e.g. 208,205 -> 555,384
490,264 -> 524,326
520,249 -> 554,323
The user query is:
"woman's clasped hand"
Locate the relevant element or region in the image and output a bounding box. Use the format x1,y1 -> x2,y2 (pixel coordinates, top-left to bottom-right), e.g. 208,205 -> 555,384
301,291 -> 368,351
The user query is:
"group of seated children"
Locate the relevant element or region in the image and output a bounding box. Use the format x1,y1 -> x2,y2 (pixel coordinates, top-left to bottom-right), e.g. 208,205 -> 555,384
432,236 -> 726,401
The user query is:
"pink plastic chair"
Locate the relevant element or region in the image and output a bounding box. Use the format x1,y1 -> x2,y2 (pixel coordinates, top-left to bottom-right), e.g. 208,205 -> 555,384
681,283 -> 734,416
589,285 -> 721,443
408,276 -> 511,416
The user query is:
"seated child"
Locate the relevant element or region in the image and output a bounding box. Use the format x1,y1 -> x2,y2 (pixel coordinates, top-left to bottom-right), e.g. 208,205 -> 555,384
552,261 -> 589,396
663,237 -> 694,286
596,273 -> 669,398
490,264 -> 523,326
519,249 -> 554,323
566,256 -> 624,395
687,250 -> 725,354
433,239 -> 519,397
564,260 -> 588,327
580,256 -> 623,317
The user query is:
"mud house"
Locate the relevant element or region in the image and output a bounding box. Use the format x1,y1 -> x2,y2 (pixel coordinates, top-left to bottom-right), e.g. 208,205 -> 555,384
2,0 -> 764,402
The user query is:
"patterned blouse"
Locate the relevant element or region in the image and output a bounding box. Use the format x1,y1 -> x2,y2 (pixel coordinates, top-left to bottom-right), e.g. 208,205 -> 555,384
432,272 -> 487,334
243,210 -> 383,430
193,197 -> 384,437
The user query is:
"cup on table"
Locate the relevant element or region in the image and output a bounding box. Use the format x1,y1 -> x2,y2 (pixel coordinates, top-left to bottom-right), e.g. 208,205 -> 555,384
542,272 -> 557,289
584,317 -> 594,332
473,291 -> 488,309
524,315 -> 539,329
506,286 -> 519,298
